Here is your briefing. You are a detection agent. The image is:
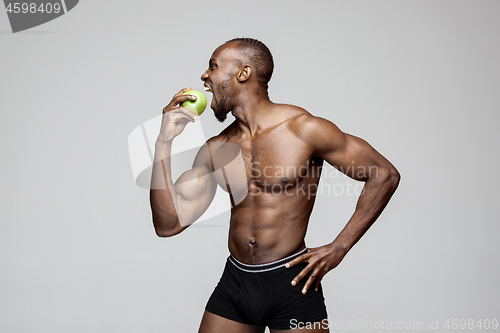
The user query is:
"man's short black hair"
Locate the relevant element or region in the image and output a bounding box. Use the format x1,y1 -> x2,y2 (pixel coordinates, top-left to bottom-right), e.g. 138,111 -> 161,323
226,38 -> 274,89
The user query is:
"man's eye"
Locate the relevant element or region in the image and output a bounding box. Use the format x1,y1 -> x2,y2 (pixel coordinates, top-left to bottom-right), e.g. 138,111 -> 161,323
210,64 -> 217,70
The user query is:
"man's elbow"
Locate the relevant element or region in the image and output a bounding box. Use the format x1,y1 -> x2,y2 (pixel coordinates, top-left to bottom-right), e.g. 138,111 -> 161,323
388,167 -> 401,190
152,216 -> 182,238
375,166 -> 401,190
155,228 -> 179,238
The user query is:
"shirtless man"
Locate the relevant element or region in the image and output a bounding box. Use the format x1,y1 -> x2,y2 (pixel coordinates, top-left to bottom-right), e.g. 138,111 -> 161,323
150,38 -> 400,332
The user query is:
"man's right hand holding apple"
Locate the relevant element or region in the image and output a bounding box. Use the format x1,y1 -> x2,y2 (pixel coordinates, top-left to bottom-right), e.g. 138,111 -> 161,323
157,87 -> 199,144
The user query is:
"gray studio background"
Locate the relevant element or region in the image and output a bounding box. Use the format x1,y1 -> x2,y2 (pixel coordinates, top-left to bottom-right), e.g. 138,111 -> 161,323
1,0 -> 499,332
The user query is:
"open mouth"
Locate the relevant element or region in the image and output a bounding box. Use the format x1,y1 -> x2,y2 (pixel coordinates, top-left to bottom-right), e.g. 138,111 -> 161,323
204,83 -> 213,93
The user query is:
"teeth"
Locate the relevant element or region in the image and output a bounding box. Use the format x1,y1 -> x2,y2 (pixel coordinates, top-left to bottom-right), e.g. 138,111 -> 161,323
204,86 -> 210,92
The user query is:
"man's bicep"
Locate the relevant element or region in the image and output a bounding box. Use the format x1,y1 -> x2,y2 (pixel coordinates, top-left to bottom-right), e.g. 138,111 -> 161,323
322,134 -> 387,182
176,141 -> 216,202
173,142 -> 217,225
174,164 -> 217,225
307,117 -> 389,182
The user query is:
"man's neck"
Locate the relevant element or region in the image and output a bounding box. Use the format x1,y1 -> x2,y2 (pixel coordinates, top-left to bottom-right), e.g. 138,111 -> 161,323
231,89 -> 275,136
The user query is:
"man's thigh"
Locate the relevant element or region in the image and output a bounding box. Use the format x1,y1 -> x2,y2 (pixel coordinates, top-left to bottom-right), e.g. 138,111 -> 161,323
198,310 -> 266,333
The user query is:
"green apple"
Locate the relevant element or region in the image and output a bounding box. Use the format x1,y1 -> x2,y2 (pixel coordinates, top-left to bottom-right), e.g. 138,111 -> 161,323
181,90 -> 207,116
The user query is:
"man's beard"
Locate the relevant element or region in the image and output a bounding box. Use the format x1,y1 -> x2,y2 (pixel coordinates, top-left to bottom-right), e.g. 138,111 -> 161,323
213,80 -> 230,122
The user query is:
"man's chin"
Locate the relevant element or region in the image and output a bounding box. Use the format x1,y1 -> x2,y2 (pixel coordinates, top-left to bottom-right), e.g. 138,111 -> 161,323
211,106 -> 229,122
214,111 -> 228,122
211,101 -> 230,122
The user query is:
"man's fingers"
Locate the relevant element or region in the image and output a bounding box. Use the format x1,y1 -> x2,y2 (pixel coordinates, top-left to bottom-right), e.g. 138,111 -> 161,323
314,275 -> 324,292
172,94 -> 197,107
285,252 -> 309,269
290,263 -> 312,287
163,89 -> 196,113
163,95 -> 198,114
177,107 -> 198,122
302,269 -> 320,294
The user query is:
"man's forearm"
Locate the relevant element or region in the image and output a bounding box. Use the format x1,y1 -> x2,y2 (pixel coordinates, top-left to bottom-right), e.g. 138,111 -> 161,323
150,140 -> 182,236
331,167 -> 400,252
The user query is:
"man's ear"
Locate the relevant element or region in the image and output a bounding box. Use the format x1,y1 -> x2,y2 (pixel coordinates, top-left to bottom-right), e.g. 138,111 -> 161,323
237,65 -> 251,83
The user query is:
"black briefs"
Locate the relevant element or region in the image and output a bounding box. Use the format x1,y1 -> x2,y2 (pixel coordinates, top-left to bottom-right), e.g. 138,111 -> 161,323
205,248 -> 328,330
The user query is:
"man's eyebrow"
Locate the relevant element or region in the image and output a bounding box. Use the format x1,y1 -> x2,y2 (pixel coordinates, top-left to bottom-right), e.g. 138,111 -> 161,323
209,58 -> 217,64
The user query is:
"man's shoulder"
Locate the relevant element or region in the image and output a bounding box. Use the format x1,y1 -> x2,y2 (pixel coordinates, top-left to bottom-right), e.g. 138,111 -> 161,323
271,103 -> 318,132
281,105 -> 341,141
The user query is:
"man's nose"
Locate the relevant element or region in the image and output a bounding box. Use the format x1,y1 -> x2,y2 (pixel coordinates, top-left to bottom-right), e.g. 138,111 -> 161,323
201,71 -> 208,81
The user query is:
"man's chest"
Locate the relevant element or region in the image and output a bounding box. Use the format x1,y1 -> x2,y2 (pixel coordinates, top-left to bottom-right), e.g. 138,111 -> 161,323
227,129 -> 322,187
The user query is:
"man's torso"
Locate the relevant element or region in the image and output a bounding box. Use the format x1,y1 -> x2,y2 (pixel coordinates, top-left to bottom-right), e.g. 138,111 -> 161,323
207,105 -> 325,264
